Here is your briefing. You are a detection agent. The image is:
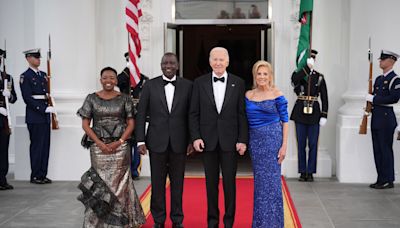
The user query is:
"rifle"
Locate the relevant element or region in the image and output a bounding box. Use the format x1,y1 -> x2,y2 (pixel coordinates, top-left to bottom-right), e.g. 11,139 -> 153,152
359,37 -> 373,134
1,40 -> 11,135
47,35 -> 59,130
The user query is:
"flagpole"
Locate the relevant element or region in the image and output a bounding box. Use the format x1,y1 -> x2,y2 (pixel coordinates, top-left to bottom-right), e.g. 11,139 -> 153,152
309,11 -> 313,56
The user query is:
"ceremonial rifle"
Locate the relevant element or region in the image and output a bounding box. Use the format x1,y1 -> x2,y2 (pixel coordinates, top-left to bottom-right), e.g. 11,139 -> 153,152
1,40 -> 11,135
47,35 -> 59,130
359,37 -> 373,134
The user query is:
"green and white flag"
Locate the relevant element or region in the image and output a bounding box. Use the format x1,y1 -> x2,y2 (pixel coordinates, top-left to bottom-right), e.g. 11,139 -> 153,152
296,0 -> 313,72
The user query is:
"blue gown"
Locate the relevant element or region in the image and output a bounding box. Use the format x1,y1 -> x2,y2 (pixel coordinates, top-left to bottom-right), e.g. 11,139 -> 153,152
245,95 -> 288,228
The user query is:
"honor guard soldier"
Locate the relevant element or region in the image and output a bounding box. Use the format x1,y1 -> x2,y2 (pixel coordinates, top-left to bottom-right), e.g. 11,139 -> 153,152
366,50 -> 400,189
20,48 -> 55,184
117,52 -> 149,179
290,49 -> 328,182
0,49 -> 17,190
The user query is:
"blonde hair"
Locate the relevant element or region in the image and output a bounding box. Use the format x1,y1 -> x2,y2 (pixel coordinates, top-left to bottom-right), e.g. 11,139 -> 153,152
252,60 -> 274,89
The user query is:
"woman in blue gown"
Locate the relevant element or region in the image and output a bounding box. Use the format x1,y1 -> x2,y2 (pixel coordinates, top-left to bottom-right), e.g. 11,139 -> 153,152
246,60 -> 289,228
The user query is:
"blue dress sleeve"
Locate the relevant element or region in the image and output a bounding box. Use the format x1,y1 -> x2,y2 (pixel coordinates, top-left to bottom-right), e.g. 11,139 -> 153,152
275,96 -> 289,123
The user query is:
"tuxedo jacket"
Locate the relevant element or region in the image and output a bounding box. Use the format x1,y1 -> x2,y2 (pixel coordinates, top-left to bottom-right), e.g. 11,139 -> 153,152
189,73 -> 248,152
135,76 -> 192,153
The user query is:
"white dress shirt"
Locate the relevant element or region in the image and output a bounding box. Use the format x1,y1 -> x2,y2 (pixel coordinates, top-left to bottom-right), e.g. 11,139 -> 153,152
212,71 -> 227,113
30,67 -> 41,75
383,68 -> 394,77
163,75 -> 176,113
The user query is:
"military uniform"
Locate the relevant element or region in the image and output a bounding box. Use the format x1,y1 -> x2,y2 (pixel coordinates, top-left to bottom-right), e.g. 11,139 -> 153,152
368,50 -> 400,189
0,49 -> 17,190
290,52 -> 328,181
117,55 -> 149,179
20,49 -> 52,184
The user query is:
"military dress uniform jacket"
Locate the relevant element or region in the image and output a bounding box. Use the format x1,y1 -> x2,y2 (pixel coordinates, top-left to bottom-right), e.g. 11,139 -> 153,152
371,70 -> 400,130
0,72 -> 17,129
290,66 -> 328,125
117,67 -> 149,99
20,68 -> 50,124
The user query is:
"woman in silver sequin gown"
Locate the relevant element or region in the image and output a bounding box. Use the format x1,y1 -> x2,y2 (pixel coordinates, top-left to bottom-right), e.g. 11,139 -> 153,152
245,61 -> 289,228
77,67 -> 145,228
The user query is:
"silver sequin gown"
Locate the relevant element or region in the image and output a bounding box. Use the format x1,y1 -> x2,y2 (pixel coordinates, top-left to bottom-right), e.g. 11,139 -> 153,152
77,93 -> 145,228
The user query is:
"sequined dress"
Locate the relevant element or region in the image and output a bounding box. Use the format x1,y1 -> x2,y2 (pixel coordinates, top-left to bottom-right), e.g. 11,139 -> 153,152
245,95 -> 288,228
77,93 -> 145,228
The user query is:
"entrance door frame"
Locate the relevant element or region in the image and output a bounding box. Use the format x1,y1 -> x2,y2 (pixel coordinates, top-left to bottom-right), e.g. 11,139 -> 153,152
164,19 -> 275,77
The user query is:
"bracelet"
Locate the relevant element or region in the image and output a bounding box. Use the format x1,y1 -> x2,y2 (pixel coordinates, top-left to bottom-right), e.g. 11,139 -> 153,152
119,138 -> 125,144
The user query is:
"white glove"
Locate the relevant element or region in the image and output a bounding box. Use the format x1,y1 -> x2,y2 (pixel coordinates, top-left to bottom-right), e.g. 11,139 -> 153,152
0,107 -> 7,116
365,94 -> 374,103
307,57 -> 315,69
396,125 -> 400,133
45,106 -> 56,113
2,89 -> 10,98
319,117 -> 327,126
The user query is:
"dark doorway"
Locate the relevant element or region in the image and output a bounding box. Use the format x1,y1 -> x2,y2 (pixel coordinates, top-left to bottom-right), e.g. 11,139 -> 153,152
176,24 -> 271,90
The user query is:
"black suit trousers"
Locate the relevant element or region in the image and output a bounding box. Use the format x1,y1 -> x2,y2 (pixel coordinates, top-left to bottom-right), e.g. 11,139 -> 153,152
0,130 -> 10,185
202,144 -> 238,228
149,144 -> 186,224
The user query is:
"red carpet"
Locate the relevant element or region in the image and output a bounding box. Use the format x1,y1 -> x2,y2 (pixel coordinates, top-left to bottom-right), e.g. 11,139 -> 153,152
140,176 -> 301,228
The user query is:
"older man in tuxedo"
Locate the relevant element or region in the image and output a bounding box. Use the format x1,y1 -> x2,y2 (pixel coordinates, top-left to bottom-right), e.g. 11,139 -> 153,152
189,47 -> 248,228
135,53 -> 192,228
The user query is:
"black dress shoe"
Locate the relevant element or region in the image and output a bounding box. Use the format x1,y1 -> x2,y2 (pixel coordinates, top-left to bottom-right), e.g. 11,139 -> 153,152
132,176 -> 140,180
307,174 -> 314,182
42,177 -> 52,184
172,223 -> 184,228
0,183 -> 13,190
152,223 -> 164,228
369,182 -> 379,189
374,182 -> 394,189
298,173 -> 307,182
30,177 -> 45,184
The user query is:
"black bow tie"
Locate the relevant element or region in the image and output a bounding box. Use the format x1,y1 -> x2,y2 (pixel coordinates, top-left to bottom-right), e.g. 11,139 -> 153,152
163,80 -> 176,86
213,77 -> 225,83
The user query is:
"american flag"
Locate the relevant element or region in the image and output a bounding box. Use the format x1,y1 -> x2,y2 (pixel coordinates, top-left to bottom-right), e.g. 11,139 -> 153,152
125,0 -> 142,88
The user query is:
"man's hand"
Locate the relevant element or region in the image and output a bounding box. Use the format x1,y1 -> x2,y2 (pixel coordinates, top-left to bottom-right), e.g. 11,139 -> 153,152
236,143 -> 247,155
186,144 -> 195,156
45,106 -> 56,113
307,57 -> 314,69
138,144 -> 148,155
396,125 -> 400,133
2,89 -> 10,98
193,139 -> 205,152
319,117 -> 327,126
365,94 -> 374,103
0,107 -> 7,116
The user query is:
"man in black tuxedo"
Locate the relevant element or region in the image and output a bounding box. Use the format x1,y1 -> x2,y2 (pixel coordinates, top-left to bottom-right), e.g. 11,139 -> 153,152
189,47 -> 248,228
135,53 -> 193,228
